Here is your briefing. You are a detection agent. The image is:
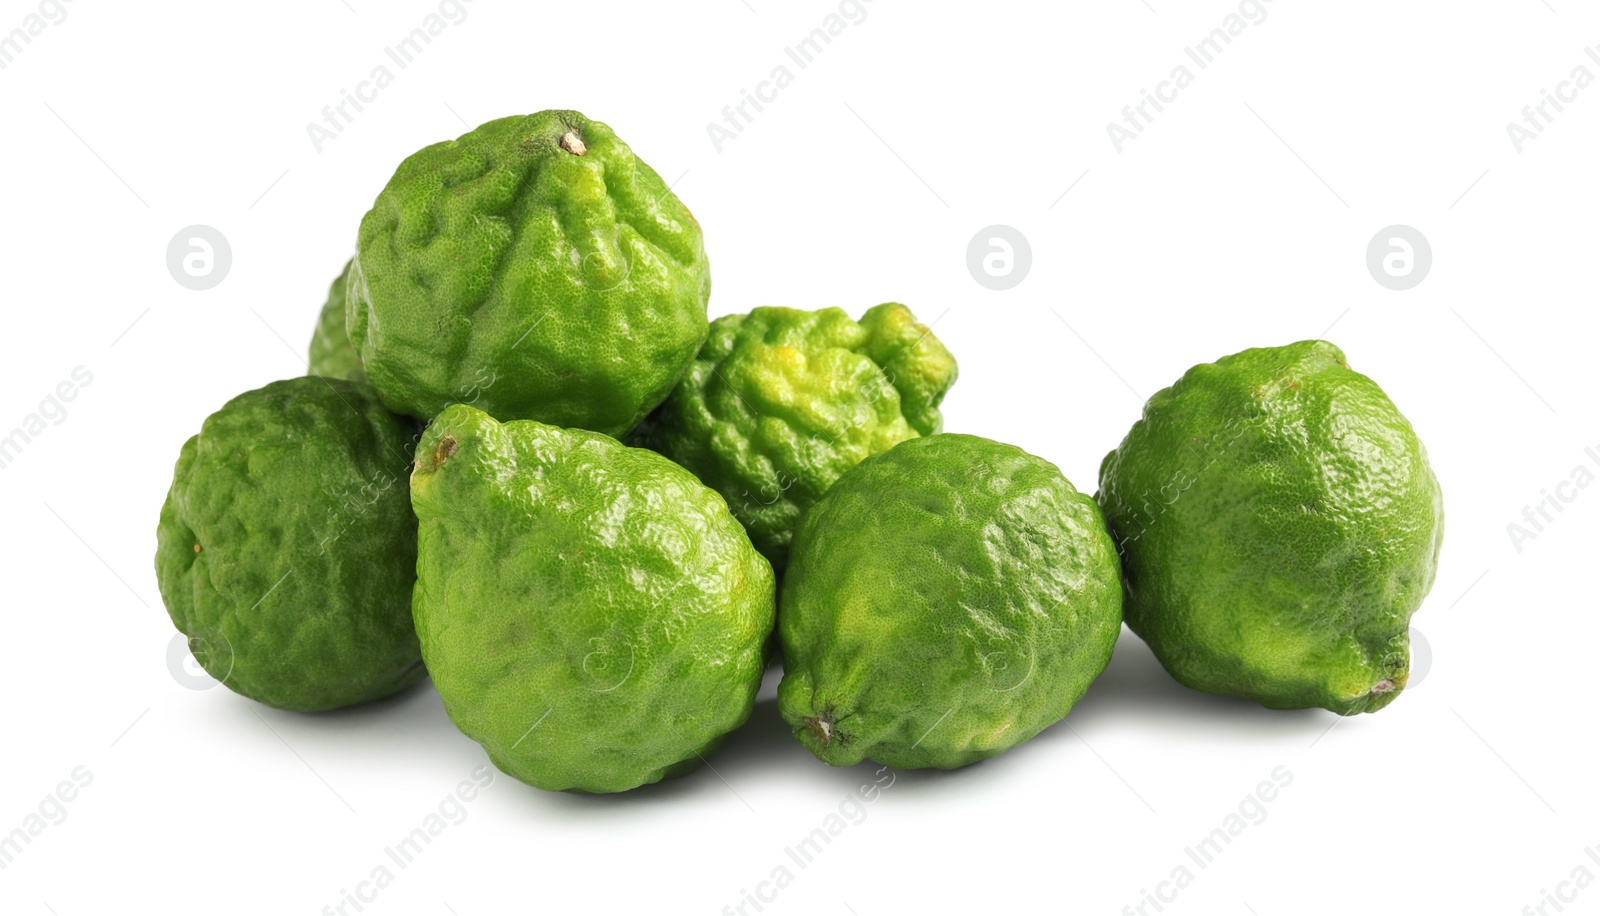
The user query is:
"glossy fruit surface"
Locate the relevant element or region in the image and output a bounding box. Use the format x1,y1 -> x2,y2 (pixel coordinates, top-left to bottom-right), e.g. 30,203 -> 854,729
1097,339 -> 1444,714
349,109 -> 710,435
410,404 -> 775,793
632,303 -> 956,573
778,433 -> 1122,769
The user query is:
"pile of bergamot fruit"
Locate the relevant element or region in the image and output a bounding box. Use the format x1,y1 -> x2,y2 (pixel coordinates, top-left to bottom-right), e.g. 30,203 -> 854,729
155,110 -> 1444,794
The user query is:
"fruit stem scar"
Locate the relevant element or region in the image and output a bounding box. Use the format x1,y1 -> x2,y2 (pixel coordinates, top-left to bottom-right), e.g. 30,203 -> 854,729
802,714 -> 835,746
417,434 -> 458,474
559,131 -> 587,156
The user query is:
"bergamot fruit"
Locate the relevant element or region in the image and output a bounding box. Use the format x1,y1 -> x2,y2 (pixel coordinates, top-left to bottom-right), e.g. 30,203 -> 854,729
777,433 -> 1122,770
630,303 -> 956,573
154,376 -> 424,711
348,109 -> 710,435
308,259 -> 364,383
1096,340 -> 1444,714
410,404 -> 775,793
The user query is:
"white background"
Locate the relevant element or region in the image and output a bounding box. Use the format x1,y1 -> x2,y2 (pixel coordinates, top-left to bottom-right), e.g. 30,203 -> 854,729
2,1 -> 1597,914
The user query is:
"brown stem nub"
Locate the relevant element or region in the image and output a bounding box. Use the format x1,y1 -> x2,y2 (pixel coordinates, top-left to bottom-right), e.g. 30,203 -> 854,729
559,130 -> 587,156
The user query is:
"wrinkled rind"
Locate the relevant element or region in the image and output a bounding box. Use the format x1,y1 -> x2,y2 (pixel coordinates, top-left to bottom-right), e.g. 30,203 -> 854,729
410,404 -> 775,793
308,258 -> 365,383
632,304 -> 957,574
857,303 -> 959,436
350,110 -> 711,435
154,377 -> 424,711
1096,339 -> 1444,715
777,433 -> 1122,770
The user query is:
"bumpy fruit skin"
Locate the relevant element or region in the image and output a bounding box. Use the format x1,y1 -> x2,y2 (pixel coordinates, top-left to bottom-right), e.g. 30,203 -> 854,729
348,110 -> 710,435
631,303 -> 957,573
778,434 -> 1122,770
154,377 -> 424,711
410,404 -> 775,793
1096,340 -> 1444,715
308,259 -> 364,383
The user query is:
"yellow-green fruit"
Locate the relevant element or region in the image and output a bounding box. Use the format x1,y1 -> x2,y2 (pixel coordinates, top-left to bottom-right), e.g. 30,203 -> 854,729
631,303 -> 957,574
1097,340 -> 1444,714
410,404 -> 775,793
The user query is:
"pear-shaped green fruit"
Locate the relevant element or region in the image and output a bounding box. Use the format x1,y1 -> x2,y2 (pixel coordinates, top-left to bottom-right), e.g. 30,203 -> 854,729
778,433 -> 1122,769
410,404 -> 775,793
1097,340 -> 1444,714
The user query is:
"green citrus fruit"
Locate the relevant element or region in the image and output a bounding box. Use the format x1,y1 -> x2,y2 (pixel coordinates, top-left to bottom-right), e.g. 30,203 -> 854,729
348,109 -> 710,435
1096,340 -> 1444,714
307,259 -> 364,383
410,404 -> 775,793
631,303 -> 957,573
778,433 -> 1122,769
154,377 -> 423,711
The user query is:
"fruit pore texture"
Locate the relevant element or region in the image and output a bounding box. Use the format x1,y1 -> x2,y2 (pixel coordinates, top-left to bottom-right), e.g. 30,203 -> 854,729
410,404 -> 775,793
349,110 -> 710,435
631,303 -> 957,574
155,377 -> 423,711
778,433 -> 1122,769
308,259 -> 364,383
1097,339 -> 1444,714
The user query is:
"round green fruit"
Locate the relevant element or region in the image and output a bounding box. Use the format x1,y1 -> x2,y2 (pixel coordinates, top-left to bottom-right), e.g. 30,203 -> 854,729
778,433 -> 1123,770
349,109 -> 710,435
154,376 -> 424,711
630,303 -> 957,573
1096,339 -> 1444,715
307,258 -> 364,383
410,404 -> 775,793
